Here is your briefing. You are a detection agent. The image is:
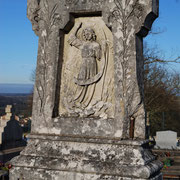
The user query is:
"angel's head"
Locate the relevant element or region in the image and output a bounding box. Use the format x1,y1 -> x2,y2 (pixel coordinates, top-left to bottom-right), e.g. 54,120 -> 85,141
82,27 -> 96,41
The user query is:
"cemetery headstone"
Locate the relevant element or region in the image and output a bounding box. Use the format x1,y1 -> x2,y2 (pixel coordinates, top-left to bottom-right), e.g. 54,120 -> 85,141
0,105 -> 26,163
155,130 -> 178,149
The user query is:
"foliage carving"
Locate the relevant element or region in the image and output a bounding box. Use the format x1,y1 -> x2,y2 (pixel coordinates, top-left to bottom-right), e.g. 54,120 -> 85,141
36,0 -> 61,113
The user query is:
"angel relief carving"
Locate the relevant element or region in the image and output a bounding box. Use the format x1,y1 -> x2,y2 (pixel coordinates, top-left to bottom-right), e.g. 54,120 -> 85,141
68,23 -> 102,107
60,18 -> 115,118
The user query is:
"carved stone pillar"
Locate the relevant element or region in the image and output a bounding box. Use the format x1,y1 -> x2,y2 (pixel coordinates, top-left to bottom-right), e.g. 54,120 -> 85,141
10,0 -> 162,179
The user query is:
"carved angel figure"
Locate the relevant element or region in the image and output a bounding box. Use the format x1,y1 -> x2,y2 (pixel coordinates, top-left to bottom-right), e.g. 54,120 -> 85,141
68,23 -> 103,108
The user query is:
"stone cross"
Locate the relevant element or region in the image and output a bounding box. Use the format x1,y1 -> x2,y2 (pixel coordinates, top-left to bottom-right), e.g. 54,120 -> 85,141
10,0 -> 162,179
4,105 -> 14,120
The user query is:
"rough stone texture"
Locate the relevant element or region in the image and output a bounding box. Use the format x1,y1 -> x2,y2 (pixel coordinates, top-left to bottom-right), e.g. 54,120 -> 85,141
10,169 -> 162,180
10,0 -> 162,179
10,135 -> 162,180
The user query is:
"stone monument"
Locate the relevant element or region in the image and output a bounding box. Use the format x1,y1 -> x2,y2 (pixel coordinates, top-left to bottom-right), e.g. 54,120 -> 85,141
10,0 -> 162,179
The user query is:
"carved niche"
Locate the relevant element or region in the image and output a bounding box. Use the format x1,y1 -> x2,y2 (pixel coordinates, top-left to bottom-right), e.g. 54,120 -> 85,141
59,17 -> 115,119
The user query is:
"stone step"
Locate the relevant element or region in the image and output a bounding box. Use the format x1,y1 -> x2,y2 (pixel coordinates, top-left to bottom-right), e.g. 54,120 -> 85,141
159,157 -> 180,162
162,166 -> 180,171
163,175 -> 180,180
153,149 -> 180,156
173,162 -> 180,166
162,171 -> 180,175
162,167 -> 180,176
171,156 -> 180,160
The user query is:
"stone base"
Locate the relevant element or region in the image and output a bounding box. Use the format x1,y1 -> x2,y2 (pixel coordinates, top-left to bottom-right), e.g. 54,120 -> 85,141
10,134 -> 163,180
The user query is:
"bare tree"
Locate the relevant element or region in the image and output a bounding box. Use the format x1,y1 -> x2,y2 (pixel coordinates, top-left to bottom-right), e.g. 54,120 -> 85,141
144,41 -> 180,136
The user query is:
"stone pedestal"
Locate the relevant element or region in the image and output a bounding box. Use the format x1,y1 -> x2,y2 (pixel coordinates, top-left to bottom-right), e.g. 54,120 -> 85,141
10,134 -> 162,180
10,117 -> 163,179
10,0 -> 162,179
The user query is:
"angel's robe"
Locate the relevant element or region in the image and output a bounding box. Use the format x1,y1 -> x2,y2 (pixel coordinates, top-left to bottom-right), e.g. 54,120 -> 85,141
68,33 -> 101,107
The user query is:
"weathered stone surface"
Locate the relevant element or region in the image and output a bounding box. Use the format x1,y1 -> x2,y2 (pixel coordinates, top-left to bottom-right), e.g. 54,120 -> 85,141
27,0 -> 159,139
10,168 -> 162,180
10,135 -> 162,180
10,0 -> 162,179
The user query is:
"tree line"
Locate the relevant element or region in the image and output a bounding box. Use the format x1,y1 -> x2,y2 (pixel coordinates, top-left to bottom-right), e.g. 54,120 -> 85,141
144,37 -> 180,136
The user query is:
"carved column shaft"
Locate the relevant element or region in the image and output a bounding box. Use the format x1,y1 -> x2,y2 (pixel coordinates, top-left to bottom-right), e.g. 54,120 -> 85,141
29,0 -> 158,139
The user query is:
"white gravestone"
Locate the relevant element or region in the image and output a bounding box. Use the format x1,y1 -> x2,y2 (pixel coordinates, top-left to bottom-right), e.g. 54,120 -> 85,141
156,130 -> 177,149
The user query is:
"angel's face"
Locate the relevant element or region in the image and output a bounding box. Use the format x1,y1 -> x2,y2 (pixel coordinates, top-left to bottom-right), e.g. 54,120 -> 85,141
83,28 -> 95,41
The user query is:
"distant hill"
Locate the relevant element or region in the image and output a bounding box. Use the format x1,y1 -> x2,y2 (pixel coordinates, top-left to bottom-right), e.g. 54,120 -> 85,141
0,84 -> 33,94
0,93 -> 32,117
0,84 -> 34,117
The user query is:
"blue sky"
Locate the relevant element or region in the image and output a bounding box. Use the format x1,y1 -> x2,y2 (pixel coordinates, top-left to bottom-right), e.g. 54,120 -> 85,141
0,0 -> 180,84
145,0 -> 180,72
0,0 -> 38,84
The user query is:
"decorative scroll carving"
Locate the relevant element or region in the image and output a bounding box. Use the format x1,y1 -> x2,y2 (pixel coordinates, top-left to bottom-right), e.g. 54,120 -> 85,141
27,0 -> 41,36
